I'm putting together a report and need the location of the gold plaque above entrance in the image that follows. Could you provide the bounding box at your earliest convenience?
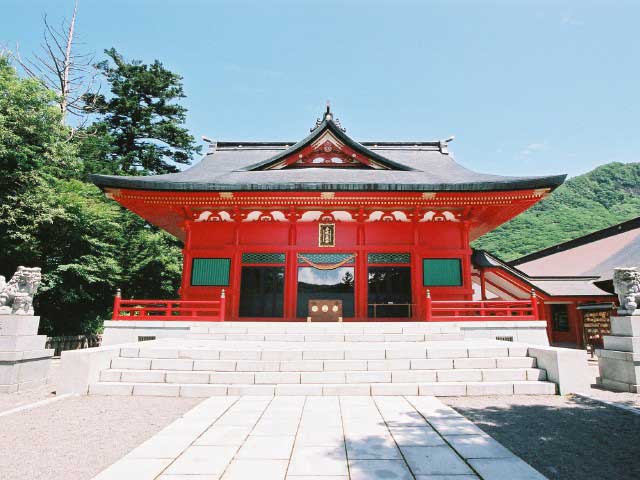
[319,223,335,247]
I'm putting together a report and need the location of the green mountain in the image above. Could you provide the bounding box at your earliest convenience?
[472,162,640,261]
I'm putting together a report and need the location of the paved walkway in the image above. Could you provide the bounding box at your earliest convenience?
[92,396,546,480]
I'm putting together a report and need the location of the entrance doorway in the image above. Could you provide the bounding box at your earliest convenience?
[238,266,285,317]
[367,266,412,318]
[296,266,355,318]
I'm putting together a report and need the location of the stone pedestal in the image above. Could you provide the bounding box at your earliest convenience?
[596,315,640,393]
[0,315,54,393]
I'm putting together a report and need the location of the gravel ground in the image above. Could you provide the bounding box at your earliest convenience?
[445,394,640,480]
[0,395,200,480]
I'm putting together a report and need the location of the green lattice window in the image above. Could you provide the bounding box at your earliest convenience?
[298,253,355,264]
[191,258,231,286]
[368,253,410,264]
[242,253,286,264]
[423,258,462,286]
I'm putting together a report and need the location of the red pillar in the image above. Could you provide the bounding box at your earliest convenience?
[461,220,473,300]
[411,208,422,320]
[284,208,299,320]
[480,269,487,301]
[219,289,226,321]
[112,288,121,320]
[180,221,193,300]
[355,207,367,321]
[230,209,243,320]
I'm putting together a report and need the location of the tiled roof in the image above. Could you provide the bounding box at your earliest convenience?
[90,114,566,193]
[513,216,640,280]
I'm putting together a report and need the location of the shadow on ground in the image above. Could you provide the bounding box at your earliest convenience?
[445,395,640,480]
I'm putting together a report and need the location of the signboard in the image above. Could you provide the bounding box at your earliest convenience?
[319,223,335,247]
[582,310,611,350]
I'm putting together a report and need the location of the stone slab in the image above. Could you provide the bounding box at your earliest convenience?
[603,335,640,353]
[469,457,548,480]
[0,334,47,351]
[597,356,640,385]
[610,315,640,337]
[0,315,40,336]
[526,344,589,395]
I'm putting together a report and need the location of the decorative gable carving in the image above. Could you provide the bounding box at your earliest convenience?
[268,131,388,170]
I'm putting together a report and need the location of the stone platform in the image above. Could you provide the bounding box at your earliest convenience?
[61,322,590,397]
[0,315,53,393]
[91,395,548,480]
[597,315,640,392]
[101,319,551,346]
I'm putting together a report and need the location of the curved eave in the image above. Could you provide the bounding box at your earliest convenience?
[90,174,567,193]
[240,119,415,171]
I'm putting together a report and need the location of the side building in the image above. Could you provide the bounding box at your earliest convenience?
[473,217,640,347]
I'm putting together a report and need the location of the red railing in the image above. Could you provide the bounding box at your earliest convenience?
[112,289,226,321]
[425,289,539,321]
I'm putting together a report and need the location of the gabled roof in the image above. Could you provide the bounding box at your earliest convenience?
[472,250,611,297]
[90,108,566,193]
[512,216,640,279]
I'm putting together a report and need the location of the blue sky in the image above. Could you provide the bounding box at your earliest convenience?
[2,0,639,177]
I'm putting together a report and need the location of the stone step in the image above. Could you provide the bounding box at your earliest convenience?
[121,343,530,361]
[100,367,547,384]
[190,322,462,335]
[110,355,537,372]
[187,332,465,342]
[88,380,557,397]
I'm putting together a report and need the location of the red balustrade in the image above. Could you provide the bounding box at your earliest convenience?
[425,289,539,321]
[112,289,226,321]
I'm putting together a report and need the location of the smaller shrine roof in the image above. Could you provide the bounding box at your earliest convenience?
[472,250,610,297]
[90,108,566,193]
[512,216,640,280]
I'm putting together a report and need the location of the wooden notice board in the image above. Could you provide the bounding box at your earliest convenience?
[582,310,611,350]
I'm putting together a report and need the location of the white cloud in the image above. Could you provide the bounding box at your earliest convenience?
[519,142,548,157]
[561,12,583,26]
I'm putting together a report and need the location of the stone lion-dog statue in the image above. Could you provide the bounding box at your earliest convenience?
[613,267,640,315]
[0,266,42,315]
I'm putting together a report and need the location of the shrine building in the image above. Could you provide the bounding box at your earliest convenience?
[91,107,567,323]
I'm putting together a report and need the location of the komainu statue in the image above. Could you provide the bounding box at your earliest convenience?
[613,267,640,315]
[0,266,42,315]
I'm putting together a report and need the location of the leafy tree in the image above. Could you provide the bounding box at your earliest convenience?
[83,48,201,175]
[11,179,124,335]
[118,214,183,300]
[0,53,186,335]
[0,55,79,202]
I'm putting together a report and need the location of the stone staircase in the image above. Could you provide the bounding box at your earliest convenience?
[88,322,557,397]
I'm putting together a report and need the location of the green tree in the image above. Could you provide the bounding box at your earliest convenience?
[10,179,124,335]
[0,56,79,202]
[0,54,186,335]
[83,48,201,175]
[118,214,183,300]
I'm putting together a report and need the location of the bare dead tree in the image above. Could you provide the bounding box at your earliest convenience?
[12,0,99,127]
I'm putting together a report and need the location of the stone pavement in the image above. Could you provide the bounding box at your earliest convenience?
[92,396,546,480]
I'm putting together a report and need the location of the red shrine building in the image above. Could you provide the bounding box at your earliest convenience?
[92,107,567,323]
